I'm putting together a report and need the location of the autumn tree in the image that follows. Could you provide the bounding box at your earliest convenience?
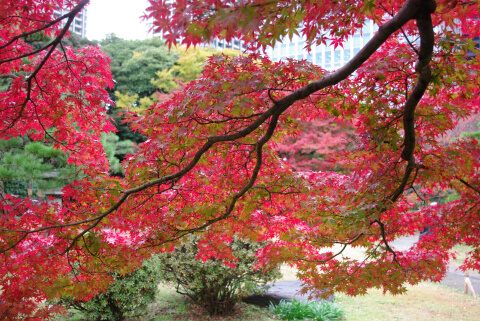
[275,118,357,172]
[2,0,480,319]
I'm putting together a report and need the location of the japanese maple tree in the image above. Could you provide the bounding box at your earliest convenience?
[2,0,480,319]
[276,118,357,172]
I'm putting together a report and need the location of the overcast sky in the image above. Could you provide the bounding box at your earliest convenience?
[86,0,152,41]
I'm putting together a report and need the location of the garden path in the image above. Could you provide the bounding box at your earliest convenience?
[244,235,480,306]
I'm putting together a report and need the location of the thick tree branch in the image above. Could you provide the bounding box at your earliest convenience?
[390,0,436,202]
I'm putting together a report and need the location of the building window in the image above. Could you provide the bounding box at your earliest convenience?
[273,44,280,58]
[315,52,322,65]
[353,33,361,48]
[344,49,351,62]
[363,32,370,43]
[344,37,351,50]
[325,51,331,64]
[289,42,295,57]
[334,49,341,64]
[325,50,332,70]
[362,21,370,32]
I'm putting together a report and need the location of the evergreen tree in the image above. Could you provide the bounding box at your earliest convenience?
[0,137,76,199]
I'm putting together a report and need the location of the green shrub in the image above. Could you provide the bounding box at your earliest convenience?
[56,256,161,321]
[157,235,281,316]
[269,299,344,321]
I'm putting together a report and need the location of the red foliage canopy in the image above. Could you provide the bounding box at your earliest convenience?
[2,0,480,318]
[276,118,357,172]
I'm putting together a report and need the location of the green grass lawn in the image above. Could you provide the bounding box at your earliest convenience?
[337,282,480,321]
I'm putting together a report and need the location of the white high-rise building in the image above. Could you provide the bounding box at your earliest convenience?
[148,0,377,68]
[53,6,87,38]
[148,0,248,50]
[265,21,378,70]
[148,25,247,51]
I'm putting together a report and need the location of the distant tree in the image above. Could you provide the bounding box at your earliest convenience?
[100,36,178,99]
[276,118,357,172]
[100,36,178,144]
[0,137,76,199]
[437,114,480,145]
[117,46,240,113]
[152,46,239,93]
[109,45,239,148]
[101,132,134,176]
[117,48,177,96]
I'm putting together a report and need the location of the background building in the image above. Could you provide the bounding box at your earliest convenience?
[147,0,376,69]
[147,0,247,50]
[54,6,87,38]
[265,21,378,70]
